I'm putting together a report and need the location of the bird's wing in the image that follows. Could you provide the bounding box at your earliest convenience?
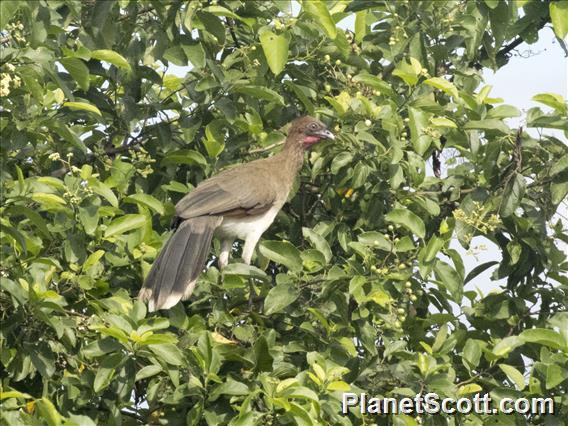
[175,161,280,219]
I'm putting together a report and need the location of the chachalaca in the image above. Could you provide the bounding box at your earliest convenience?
[139,116,334,311]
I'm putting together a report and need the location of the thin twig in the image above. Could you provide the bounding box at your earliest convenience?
[226,18,241,48]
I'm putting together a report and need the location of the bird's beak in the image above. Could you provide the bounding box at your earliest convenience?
[314,129,335,140]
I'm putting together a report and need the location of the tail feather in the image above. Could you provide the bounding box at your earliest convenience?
[139,216,222,311]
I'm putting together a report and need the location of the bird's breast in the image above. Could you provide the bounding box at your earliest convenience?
[215,205,281,241]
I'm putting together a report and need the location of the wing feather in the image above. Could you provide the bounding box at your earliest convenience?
[175,161,280,219]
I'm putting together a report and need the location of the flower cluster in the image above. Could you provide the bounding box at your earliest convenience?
[453,202,501,243]
[4,21,26,44]
[1,64,20,97]
[130,146,156,178]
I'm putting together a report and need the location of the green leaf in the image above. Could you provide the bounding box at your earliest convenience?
[222,263,268,281]
[259,30,289,75]
[161,149,207,167]
[78,199,100,235]
[289,402,317,426]
[31,193,66,207]
[63,102,102,117]
[196,11,226,44]
[327,380,351,391]
[484,0,499,9]
[520,328,566,350]
[550,1,568,39]
[282,385,319,402]
[393,58,422,86]
[486,105,521,119]
[88,179,119,207]
[457,383,482,395]
[264,283,300,315]
[302,227,332,263]
[203,5,255,26]
[501,173,526,217]
[352,73,394,97]
[354,10,367,42]
[532,93,567,113]
[60,57,90,91]
[434,260,463,302]
[0,223,28,256]
[499,364,526,390]
[209,377,250,401]
[551,180,568,205]
[424,77,459,98]
[163,45,187,66]
[408,107,433,155]
[430,117,457,128]
[462,339,482,371]
[149,343,184,366]
[302,0,337,39]
[29,346,55,378]
[81,337,122,358]
[67,415,97,426]
[234,85,285,105]
[0,390,33,400]
[104,214,147,238]
[358,231,392,251]
[422,236,445,263]
[253,336,274,372]
[492,336,523,357]
[135,364,162,382]
[464,119,510,134]
[285,81,315,113]
[7,205,50,238]
[36,398,62,426]
[259,240,303,272]
[385,208,426,239]
[83,250,105,271]
[91,49,131,71]
[546,364,568,389]
[94,354,122,393]
[124,193,165,215]
[182,41,206,68]
[464,261,499,284]
[0,1,20,29]
[550,153,568,176]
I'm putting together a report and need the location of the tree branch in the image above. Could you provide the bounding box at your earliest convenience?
[226,18,241,48]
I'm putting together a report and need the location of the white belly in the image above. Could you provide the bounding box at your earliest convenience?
[215,205,281,241]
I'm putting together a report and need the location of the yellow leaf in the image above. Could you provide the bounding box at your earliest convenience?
[211,332,236,344]
[458,383,482,395]
[63,101,102,116]
[327,380,350,391]
[313,363,326,382]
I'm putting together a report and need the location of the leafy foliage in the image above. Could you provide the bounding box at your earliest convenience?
[1,1,567,425]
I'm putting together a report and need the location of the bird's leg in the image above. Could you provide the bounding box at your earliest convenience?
[242,234,261,309]
[241,236,258,265]
[218,239,233,270]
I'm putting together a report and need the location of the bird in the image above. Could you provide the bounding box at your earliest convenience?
[138,116,335,311]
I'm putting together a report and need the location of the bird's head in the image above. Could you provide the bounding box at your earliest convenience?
[288,116,335,148]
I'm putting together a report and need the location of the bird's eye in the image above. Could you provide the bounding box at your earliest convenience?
[309,122,318,130]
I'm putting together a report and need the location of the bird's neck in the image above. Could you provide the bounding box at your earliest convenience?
[278,137,305,176]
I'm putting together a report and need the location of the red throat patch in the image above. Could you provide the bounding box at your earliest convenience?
[303,136,320,146]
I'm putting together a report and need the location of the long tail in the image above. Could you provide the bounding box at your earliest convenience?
[139,216,222,311]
